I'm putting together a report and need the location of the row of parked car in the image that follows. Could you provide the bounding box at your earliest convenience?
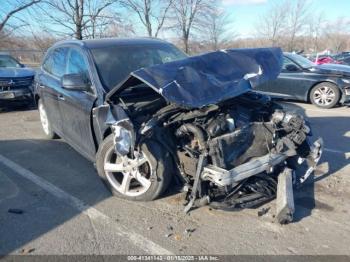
[306,52,350,66]
[1,42,350,110]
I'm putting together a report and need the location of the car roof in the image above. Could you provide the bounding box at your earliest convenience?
[52,37,170,49]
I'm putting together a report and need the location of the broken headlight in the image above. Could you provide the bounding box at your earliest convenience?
[111,120,135,156]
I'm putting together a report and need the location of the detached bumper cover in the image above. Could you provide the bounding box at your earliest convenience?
[201,138,323,187]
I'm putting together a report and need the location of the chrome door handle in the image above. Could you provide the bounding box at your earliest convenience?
[58,94,65,101]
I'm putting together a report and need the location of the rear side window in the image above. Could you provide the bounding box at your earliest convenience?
[66,48,89,80]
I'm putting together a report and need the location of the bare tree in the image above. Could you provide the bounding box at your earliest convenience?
[286,0,311,51]
[204,6,235,51]
[306,12,325,53]
[256,0,288,46]
[122,0,173,37]
[36,0,116,40]
[324,18,350,53]
[171,0,214,53]
[0,0,41,34]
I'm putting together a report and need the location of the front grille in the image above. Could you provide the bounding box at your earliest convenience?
[0,76,33,88]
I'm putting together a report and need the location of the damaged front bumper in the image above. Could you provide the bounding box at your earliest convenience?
[201,138,323,187]
[185,138,323,224]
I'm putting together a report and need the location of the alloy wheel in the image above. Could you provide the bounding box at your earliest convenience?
[312,85,336,106]
[39,102,50,135]
[103,148,152,197]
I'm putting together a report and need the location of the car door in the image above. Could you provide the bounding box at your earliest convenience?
[58,47,97,161]
[36,47,68,135]
[256,57,310,100]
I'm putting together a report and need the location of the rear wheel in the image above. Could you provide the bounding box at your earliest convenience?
[310,83,340,109]
[38,99,58,139]
[96,134,172,201]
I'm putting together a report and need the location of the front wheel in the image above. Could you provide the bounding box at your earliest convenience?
[310,83,340,109]
[38,99,58,139]
[96,134,172,201]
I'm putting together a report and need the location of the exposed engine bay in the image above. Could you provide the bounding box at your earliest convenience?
[101,47,323,224]
[107,86,322,224]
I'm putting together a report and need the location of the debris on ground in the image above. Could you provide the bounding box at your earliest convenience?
[258,207,270,217]
[165,233,173,238]
[147,226,153,230]
[8,208,24,214]
[174,234,182,241]
[167,225,174,231]
[184,228,196,234]
[20,247,35,254]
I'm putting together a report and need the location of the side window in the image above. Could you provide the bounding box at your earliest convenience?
[51,48,68,78]
[282,57,297,71]
[42,51,54,74]
[66,48,89,81]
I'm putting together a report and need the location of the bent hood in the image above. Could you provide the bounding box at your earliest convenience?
[107,47,283,108]
[0,67,35,78]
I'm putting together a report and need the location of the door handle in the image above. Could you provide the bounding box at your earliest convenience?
[39,84,45,89]
[58,94,65,101]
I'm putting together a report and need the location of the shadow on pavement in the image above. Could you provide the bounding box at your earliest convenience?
[277,102,349,222]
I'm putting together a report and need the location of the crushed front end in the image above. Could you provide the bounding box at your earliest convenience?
[105,47,323,224]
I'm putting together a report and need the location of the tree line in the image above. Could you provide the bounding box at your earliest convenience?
[1,0,349,54]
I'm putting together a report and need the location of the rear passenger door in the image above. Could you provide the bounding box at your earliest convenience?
[37,47,68,136]
[58,47,97,161]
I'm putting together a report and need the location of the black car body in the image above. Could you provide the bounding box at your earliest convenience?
[0,54,35,105]
[255,52,350,108]
[35,39,322,223]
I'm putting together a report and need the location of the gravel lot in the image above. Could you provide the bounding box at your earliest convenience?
[0,102,349,255]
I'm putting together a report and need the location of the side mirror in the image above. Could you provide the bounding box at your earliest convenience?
[61,74,90,91]
[17,63,25,68]
[285,64,299,72]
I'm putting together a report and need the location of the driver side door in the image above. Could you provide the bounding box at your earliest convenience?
[256,57,308,100]
[57,47,97,161]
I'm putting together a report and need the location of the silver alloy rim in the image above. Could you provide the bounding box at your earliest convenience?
[39,102,50,135]
[313,86,336,106]
[104,148,152,197]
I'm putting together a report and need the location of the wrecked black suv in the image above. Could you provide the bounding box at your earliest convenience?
[35,38,322,223]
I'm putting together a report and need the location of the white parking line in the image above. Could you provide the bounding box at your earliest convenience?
[324,148,349,154]
[0,154,173,255]
[324,148,350,159]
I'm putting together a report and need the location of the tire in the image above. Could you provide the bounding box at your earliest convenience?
[96,134,172,201]
[310,83,340,109]
[38,99,58,139]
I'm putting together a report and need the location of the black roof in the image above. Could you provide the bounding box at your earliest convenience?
[53,37,169,49]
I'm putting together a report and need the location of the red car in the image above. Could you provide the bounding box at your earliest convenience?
[314,55,343,65]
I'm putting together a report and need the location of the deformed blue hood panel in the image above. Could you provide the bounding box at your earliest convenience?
[108,47,283,108]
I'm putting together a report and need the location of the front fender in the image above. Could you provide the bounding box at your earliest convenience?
[92,104,129,146]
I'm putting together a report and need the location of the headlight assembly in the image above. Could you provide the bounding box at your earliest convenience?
[342,78,350,84]
[345,88,350,95]
[111,120,135,156]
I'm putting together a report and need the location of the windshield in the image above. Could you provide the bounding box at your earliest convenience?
[287,53,315,68]
[0,55,21,68]
[91,44,187,90]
